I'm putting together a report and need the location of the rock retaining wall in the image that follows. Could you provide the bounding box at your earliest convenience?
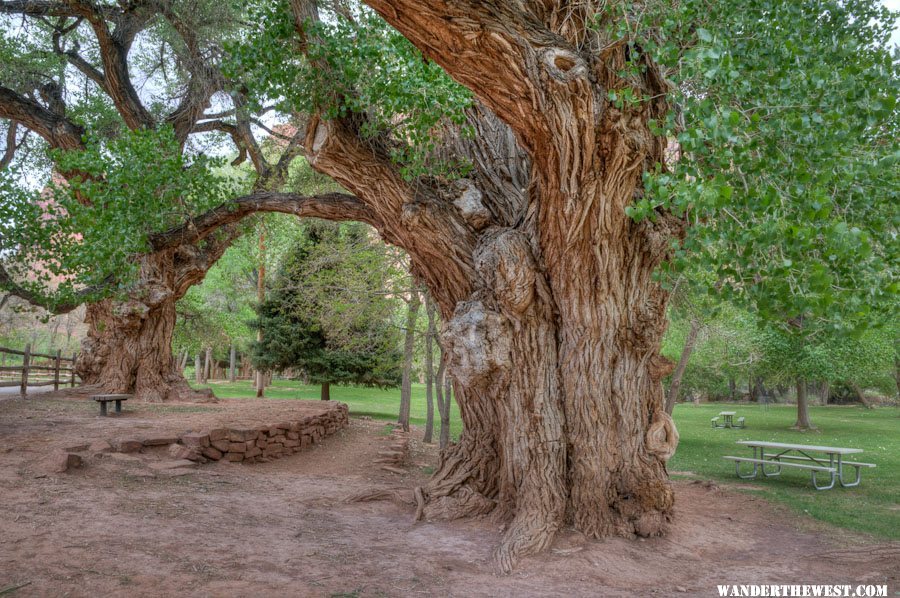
[155,403,349,464]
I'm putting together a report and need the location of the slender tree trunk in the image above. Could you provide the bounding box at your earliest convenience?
[321,381,331,401]
[398,285,421,432]
[794,378,814,430]
[229,344,236,382]
[664,319,700,415]
[821,382,830,405]
[728,377,736,401]
[203,346,212,382]
[434,350,450,450]
[423,295,437,443]
[850,382,874,409]
[256,230,266,398]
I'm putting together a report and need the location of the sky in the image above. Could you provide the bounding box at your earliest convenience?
[887,0,900,45]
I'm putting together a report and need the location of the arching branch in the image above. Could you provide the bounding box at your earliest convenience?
[0,261,113,314]
[150,191,380,251]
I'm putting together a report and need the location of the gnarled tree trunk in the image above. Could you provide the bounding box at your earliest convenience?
[76,240,232,402]
[291,0,684,573]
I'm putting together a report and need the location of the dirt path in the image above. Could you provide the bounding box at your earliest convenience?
[0,397,896,597]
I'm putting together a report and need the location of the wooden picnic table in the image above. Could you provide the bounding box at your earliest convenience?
[723,440,875,490]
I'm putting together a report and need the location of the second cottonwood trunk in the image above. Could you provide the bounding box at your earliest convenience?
[76,251,197,402]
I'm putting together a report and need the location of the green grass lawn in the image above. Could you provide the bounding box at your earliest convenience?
[669,402,900,540]
[193,378,898,540]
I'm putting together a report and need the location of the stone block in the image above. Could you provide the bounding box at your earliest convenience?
[41,450,82,474]
[211,439,231,452]
[142,436,179,447]
[229,429,256,442]
[116,439,143,453]
[228,442,247,453]
[209,428,228,442]
[181,433,210,448]
[226,452,244,462]
[88,440,113,454]
[168,444,200,461]
[201,446,223,460]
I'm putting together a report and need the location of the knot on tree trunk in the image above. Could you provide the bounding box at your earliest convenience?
[450,179,492,230]
[473,228,543,316]
[541,48,588,83]
[645,411,679,462]
[442,300,511,387]
[648,354,675,381]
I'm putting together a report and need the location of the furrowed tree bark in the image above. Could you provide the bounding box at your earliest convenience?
[75,234,238,402]
[665,319,701,415]
[321,381,331,401]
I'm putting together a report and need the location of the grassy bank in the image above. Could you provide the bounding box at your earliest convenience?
[192,377,899,540]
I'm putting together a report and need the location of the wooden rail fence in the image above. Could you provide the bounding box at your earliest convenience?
[0,344,79,395]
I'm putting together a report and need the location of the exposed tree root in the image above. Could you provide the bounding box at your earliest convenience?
[344,487,416,506]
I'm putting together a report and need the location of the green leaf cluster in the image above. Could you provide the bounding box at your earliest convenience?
[631,0,899,335]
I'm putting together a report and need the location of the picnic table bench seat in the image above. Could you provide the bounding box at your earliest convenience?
[722,455,837,489]
[91,394,131,416]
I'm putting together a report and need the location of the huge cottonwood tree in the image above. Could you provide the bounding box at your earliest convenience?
[0,0,350,401]
[229,0,895,571]
[227,0,683,571]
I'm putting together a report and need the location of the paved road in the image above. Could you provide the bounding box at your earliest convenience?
[0,385,57,398]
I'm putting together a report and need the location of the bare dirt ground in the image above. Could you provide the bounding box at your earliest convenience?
[0,395,897,598]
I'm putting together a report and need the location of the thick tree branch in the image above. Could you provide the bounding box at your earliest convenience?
[1,121,20,169]
[0,86,85,149]
[150,191,380,251]
[0,260,112,314]
[363,0,592,156]
[64,0,156,130]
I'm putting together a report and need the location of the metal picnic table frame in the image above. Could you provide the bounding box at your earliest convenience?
[712,411,744,429]
[729,441,873,491]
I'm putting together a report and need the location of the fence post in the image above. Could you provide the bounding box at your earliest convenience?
[70,352,78,387]
[54,349,62,391]
[20,343,30,397]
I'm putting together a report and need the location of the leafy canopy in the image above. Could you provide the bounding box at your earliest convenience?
[227,1,472,179]
[0,126,238,307]
[617,0,899,335]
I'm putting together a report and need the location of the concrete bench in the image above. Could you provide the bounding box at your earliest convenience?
[711,417,720,428]
[92,394,131,416]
